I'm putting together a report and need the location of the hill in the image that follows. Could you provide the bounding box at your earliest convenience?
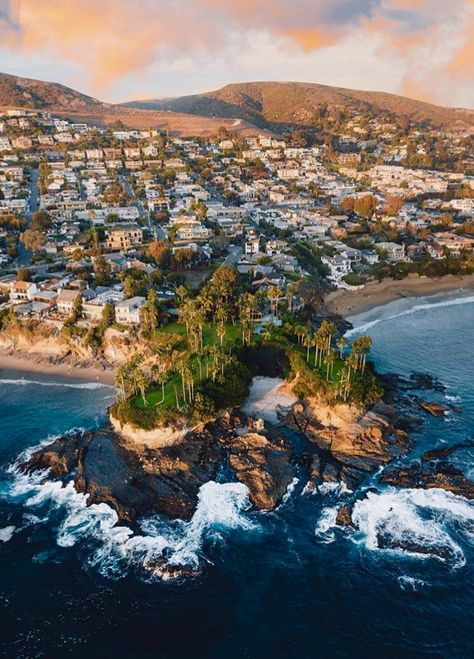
[1,72,472,134]
[125,81,474,129]
[0,71,105,111]
[0,71,265,137]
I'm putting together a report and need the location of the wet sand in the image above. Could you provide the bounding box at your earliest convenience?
[0,352,115,385]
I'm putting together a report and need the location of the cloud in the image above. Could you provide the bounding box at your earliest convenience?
[0,0,472,106]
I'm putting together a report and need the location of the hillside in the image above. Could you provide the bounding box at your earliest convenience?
[1,72,472,134]
[0,71,105,111]
[125,81,474,129]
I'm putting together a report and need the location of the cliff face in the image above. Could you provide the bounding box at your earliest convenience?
[285,396,411,490]
[0,324,144,370]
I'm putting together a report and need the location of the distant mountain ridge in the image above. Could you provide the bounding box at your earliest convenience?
[0,71,105,111]
[124,81,474,129]
[0,72,473,132]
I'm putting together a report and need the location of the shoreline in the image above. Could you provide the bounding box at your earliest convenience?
[0,352,115,385]
[324,274,474,317]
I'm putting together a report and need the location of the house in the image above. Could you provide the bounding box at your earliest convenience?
[57,289,82,315]
[115,296,146,325]
[375,241,406,262]
[245,229,260,255]
[10,280,38,302]
[106,225,143,251]
[266,239,288,255]
[321,254,352,280]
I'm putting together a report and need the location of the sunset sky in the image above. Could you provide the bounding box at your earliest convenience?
[0,0,473,107]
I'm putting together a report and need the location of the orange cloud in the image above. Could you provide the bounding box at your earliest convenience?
[0,0,472,106]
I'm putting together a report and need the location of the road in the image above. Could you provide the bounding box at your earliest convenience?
[17,168,39,267]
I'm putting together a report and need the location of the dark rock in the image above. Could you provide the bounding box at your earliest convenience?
[21,416,296,526]
[418,400,449,417]
[422,440,474,462]
[380,463,474,499]
[335,504,356,528]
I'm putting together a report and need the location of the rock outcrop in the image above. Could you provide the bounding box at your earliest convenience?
[285,397,411,490]
[379,464,474,499]
[21,413,295,526]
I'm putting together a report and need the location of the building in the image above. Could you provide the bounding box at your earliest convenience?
[115,296,146,325]
[375,241,406,262]
[106,225,143,251]
[57,289,82,315]
[10,281,38,302]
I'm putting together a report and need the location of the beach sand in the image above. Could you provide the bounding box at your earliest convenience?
[324,274,474,317]
[0,352,115,385]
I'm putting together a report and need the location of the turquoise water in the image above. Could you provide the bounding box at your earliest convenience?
[0,293,473,658]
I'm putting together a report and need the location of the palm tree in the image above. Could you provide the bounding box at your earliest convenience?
[303,332,312,363]
[216,322,226,347]
[135,367,149,407]
[359,335,373,372]
[114,363,128,400]
[151,363,168,405]
[336,336,348,359]
[326,349,336,381]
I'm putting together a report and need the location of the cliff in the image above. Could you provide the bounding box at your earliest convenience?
[285,395,411,490]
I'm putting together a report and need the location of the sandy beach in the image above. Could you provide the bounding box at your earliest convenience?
[324,274,474,317]
[0,352,115,385]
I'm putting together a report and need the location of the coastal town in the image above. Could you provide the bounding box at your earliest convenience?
[0,107,472,328]
[2,0,474,653]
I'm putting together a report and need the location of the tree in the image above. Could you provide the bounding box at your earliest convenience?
[140,289,160,334]
[21,229,45,253]
[102,183,128,206]
[148,239,171,268]
[384,194,403,216]
[30,210,52,231]
[16,268,32,282]
[93,253,111,286]
[336,336,348,359]
[216,322,226,347]
[326,349,336,381]
[354,194,377,219]
[101,302,115,328]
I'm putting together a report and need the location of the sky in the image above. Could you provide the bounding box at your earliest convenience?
[0,0,473,108]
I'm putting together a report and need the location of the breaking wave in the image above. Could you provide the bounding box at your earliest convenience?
[346,294,474,336]
[0,378,113,390]
[3,465,258,581]
[345,488,474,568]
[0,525,15,542]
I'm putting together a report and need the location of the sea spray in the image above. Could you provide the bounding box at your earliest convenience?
[349,488,474,567]
[3,465,258,580]
[0,378,113,390]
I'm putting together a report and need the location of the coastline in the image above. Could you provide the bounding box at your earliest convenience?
[0,352,115,385]
[324,274,474,317]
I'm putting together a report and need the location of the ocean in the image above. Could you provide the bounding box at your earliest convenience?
[0,292,473,658]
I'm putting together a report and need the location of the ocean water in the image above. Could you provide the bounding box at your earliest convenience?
[0,293,473,658]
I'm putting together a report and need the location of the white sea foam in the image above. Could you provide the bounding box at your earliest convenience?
[398,575,427,591]
[278,477,300,508]
[315,487,474,567]
[314,506,339,544]
[445,394,462,403]
[0,525,15,542]
[346,294,474,336]
[0,378,113,390]
[351,488,474,567]
[318,481,352,496]
[3,467,257,580]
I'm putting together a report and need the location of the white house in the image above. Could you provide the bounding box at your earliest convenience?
[115,296,146,325]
